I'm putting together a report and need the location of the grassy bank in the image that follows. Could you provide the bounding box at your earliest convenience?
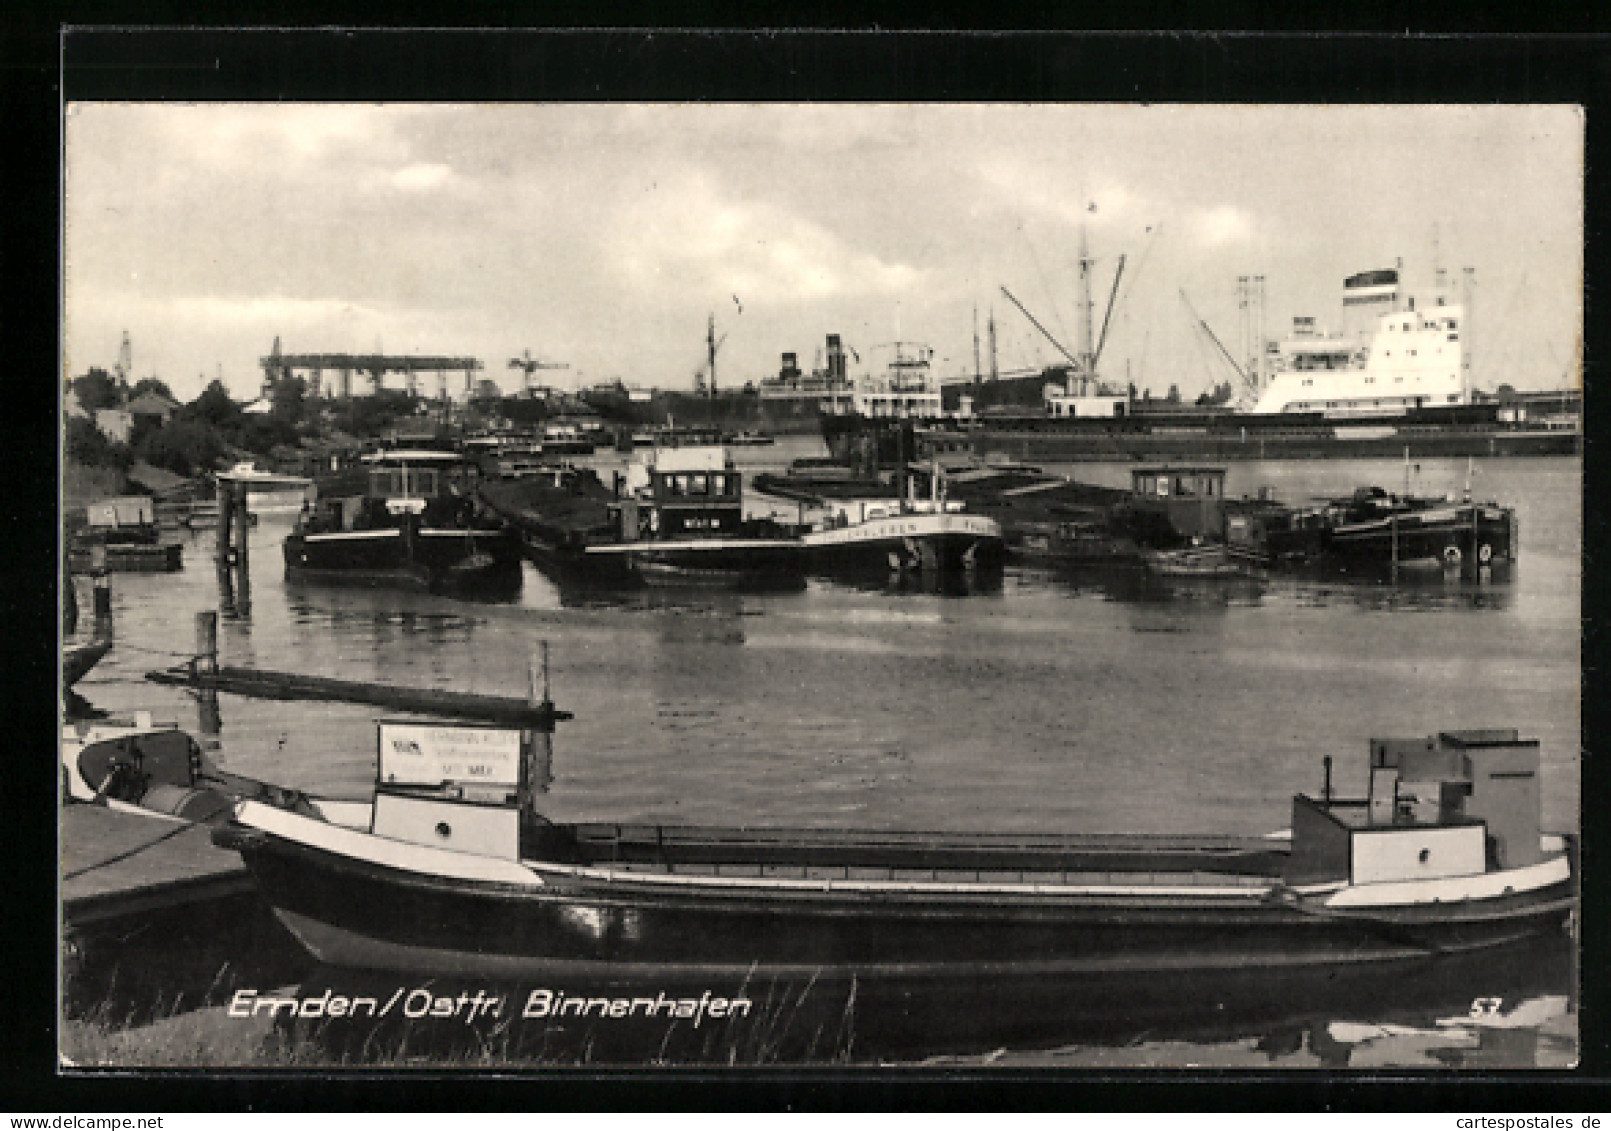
[62,460,127,511]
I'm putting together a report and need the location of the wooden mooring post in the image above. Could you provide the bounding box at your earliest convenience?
[194,610,221,740]
[1389,513,1399,583]
[214,480,251,615]
[90,546,113,638]
[525,643,554,796]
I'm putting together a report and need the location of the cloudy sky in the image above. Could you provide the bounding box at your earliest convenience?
[63,103,1581,404]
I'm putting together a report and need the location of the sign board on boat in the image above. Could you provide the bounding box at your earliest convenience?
[377,723,522,787]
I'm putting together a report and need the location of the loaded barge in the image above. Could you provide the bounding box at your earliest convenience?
[478,443,805,589]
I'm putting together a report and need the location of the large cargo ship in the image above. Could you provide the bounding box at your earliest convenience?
[964,262,1579,461]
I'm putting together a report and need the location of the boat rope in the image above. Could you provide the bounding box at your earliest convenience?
[60,814,195,881]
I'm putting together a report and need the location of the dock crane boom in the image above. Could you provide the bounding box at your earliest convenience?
[1178,289,1250,393]
[999,286,1080,370]
[509,349,571,395]
[1093,254,1126,369]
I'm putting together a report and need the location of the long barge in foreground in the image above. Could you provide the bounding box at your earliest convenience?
[210,715,1576,990]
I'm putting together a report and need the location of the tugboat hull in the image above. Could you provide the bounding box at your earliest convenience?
[802,513,1005,578]
[284,526,522,594]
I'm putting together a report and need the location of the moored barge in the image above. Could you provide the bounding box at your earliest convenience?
[479,444,806,589]
[211,718,1576,989]
[283,450,521,595]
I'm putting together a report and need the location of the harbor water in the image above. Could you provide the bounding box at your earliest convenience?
[64,443,1581,1066]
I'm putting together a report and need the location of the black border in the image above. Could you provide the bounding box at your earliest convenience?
[10,24,1608,1112]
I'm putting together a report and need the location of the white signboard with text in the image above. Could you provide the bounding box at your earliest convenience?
[378,723,522,787]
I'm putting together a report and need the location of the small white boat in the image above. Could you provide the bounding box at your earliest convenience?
[218,461,316,517]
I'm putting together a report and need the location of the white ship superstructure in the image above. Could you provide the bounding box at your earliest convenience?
[1249,267,1471,416]
[851,341,944,419]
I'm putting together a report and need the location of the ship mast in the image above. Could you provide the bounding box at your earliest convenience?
[987,309,998,382]
[707,313,717,398]
[972,304,982,387]
[1077,215,1096,394]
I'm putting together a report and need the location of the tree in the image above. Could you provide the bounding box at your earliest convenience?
[239,414,299,456]
[71,367,122,412]
[190,379,242,429]
[131,377,175,402]
[331,389,419,438]
[65,415,133,470]
[269,374,308,426]
[136,418,229,477]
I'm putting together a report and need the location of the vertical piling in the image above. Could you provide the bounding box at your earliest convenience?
[90,546,113,638]
[194,610,221,739]
[524,643,554,799]
[194,610,218,675]
[215,477,235,613]
[63,571,79,637]
[1389,513,1399,583]
[233,482,251,615]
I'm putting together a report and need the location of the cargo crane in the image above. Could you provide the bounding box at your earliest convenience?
[694,313,729,397]
[509,349,571,397]
[1178,289,1251,403]
[1000,212,1128,399]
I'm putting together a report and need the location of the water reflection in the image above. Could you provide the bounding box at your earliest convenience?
[285,597,482,638]
[1010,563,1512,613]
[1291,579,1515,613]
[809,569,1005,599]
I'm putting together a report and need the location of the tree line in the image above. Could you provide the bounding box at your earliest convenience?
[64,369,437,478]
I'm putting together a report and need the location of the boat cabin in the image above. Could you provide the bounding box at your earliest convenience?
[369,720,544,860]
[363,450,480,517]
[301,450,482,534]
[1128,465,1228,541]
[612,445,743,541]
[1285,729,1543,886]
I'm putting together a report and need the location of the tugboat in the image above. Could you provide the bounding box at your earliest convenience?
[479,443,806,589]
[219,461,315,518]
[794,461,1006,580]
[283,450,522,595]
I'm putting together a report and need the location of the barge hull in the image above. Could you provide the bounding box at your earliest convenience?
[232,828,1575,981]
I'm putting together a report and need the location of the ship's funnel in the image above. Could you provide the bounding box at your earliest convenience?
[826,334,847,382]
[1342,268,1400,340]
